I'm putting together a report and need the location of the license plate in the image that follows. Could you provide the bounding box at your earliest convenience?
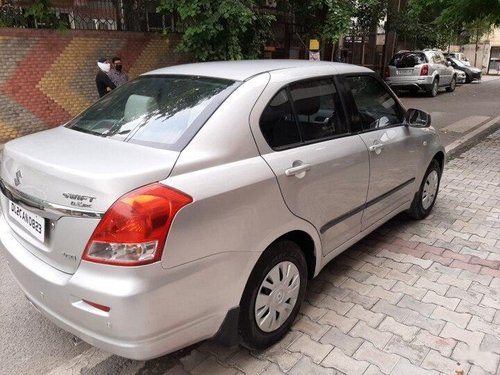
[397,69,413,76]
[8,200,45,242]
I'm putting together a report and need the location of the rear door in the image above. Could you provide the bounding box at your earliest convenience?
[342,75,421,230]
[255,75,369,256]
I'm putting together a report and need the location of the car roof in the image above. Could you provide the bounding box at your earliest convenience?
[143,60,373,81]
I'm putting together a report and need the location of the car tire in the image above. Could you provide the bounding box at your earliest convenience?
[446,76,456,92]
[465,74,472,84]
[239,240,307,350]
[407,160,441,220]
[427,79,439,97]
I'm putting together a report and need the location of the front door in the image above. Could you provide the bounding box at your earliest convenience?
[257,76,369,256]
[343,75,421,230]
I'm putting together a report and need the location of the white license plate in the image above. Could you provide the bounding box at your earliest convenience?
[8,200,45,242]
[397,70,413,75]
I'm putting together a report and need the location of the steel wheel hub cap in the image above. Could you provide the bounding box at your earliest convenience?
[254,261,300,332]
[422,170,439,209]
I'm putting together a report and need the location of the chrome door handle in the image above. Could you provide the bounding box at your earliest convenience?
[368,144,384,153]
[285,163,311,177]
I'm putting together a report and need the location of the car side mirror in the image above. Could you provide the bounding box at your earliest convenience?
[446,61,451,67]
[405,108,431,127]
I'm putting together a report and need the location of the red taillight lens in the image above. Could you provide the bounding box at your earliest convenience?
[420,64,429,76]
[384,66,390,78]
[83,183,192,266]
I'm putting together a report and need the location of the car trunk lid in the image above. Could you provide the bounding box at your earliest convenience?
[0,126,179,274]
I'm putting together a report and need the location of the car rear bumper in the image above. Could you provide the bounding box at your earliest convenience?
[386,76,434,91]
[0,212,257,360]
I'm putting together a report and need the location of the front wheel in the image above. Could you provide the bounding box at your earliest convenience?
[239,240,307,350]
[407,160,441,220]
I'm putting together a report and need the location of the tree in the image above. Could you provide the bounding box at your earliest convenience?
[157,0,275,61]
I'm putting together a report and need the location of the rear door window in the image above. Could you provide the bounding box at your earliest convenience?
[390,53,427,68]
[259,78,346,149]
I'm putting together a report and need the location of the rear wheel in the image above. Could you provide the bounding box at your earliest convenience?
[427,79,439,97]
[239,240,307,350]
[407,160,441,220]
[446,76,456,92]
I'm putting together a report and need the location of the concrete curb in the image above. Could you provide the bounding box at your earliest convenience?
[445,116,500,159]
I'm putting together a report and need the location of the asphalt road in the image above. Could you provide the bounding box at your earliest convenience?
[1,75,500,375]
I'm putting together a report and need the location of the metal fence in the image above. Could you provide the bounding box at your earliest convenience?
[0,0,176,32]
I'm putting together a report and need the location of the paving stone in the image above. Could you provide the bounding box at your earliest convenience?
[363,364,384,375]
[446,286,483,304]
[191,356,241,375]
[378,316,419,341]
[451,259,482,273]
[383,259,412,272]
[412,330,456,357]
[350,321,392,349]
[317,296,354,315]
[179,349,210,372]
[337,268,371,283]
[336,255,367,270]
[414,277,449,295]
[495,310,500,325]
[384,335,429,365]
[455,300,496,322]
[369,286,403,305]
[386,269,419,285]
[469,282,499,300]
[288,334,333,364]
[341,291,379,310]
[404,311,445,336]
[467,316,500,338]
[300,302,328,322]
[318,310,358,334]
[390,280,426,300]
[422,349,463,374]
[359,263,391,278]
[416,243,445,256]
[253,347,301,373]
[340,278,374,295]
[428,263,462,277]
[353,342,399,374]
[292,316,331,341]
[364,275,397,290]
[320,326,363,356]
[430,306,472,329]
[459,269,493,286]
[346,304,385,328]
[407,265,440,281]
[198,341,240,362]
[321,347,370,375]
[467,365,489,375]
[306,290,327,305]
[397,295,436,317]
[390,357,440,375]
[371,300,411,323]
[452,341,500,374]
[440,322,485,348]
[436,274,472,289]
[422,290,460,310]
[401,254,433,269]
[481,296,500,310]
[289,356,340,375]
[480,334,500,355]
[322,271,349,287]
[260,363,286,375]
[376,249,406,262]
[228,349,270,374]
[322,283,352,300]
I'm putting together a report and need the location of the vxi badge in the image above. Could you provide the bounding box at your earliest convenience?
[14,170,22,186]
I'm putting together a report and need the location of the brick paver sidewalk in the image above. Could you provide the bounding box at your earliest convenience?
[170,131,500,375]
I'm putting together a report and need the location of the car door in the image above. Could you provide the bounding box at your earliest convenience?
[434,52,453,85]
[342,74,421,230]
[256,76,369,256]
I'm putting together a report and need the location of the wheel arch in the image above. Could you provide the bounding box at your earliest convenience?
[432,151,445,175]
[270,230,317,279]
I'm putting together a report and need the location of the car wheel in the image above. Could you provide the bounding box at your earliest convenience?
[465,74,472,84]
[239,240,307,350]
[446,76,456,92]
[427,79,439,97]
[407,160,441,220]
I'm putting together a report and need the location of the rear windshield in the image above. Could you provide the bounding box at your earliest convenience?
[390,53,427,68]
[66,75,239,150]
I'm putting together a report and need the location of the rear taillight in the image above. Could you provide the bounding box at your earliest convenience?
[384,66,390,78]
[83,183,192,266]
[420,64,429,76]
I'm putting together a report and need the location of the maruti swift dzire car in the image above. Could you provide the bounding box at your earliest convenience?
[0,60,444,360]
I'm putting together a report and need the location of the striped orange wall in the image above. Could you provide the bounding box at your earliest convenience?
[0,28,190,143]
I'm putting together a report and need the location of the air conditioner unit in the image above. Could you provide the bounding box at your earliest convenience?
[265,0,277,8]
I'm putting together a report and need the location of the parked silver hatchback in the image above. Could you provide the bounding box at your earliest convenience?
[385,50,456,96]
[0,60,445,360]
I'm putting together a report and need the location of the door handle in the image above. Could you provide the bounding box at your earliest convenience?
[285,163,311,177]
[368,143,384,153]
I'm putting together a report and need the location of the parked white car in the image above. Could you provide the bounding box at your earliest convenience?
[0,60,445,360]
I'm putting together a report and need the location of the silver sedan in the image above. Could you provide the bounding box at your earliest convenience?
[0,60,445,360]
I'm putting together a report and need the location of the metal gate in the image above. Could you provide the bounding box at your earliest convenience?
[488,47,500,75]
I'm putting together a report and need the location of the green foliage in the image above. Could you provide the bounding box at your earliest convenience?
[0,1,26,27]
[157,0,274,61]
[24,0,66,29]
